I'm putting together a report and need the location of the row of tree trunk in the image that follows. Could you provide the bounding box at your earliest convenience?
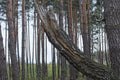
[0,0,120,80]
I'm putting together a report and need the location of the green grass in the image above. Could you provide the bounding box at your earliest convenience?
[6,63,86,80]
[6,63,58,80]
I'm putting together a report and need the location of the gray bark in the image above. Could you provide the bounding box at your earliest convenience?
[104,0,120,79]
[0,25,8,80]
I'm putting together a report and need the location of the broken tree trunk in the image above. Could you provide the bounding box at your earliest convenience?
[34,1,118,80]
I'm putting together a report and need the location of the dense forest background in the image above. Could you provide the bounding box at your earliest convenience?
[0,0,120,80]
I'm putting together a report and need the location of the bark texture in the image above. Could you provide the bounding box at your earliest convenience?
[104,0,120,79]
[34,1,118,80]
[0,25,8,80]
[7,0,20,80]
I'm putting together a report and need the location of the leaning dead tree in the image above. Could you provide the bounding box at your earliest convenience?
[34,1,118,80]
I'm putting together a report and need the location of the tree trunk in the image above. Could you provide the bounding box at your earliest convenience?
[34,1,119,80]
[81,0,90,58]
[7,0,20,79]
[104,0,120,79]
[81,1,92,79]
[67,0,78,80]
[37,13,41,80]
[0,25,8,80]
[42,28,46,80]
[22,0,26,79]
[52,46,56,80]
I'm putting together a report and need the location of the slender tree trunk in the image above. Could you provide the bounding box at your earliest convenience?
[67,0,78,80]
[22,0,26,79]
[81,0,90,57]
[35,12,37,80]
[87,0,91,58]
[57,51,61,79]
[52,46,56,80]
[45,35,48,78]
[0,25,8,80]
[37,12,41,80]
[12,0,19,61]
[42,28,46,80]
[68,0,73,39]
[80,0,91,80]
[7,0,20,79]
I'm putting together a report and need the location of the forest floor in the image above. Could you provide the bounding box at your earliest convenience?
[7,63,87,80]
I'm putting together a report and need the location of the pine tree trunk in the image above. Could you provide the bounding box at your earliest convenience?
[7,0,20,79]
[22,0,26,79]
[104,0,120,79]
[37,13,41,80]
[42,28,46,80]
[67,0,78,80]
[0,25,8,80]
[81,0,90,57]
[80,0,92,79]
[52,46,56,80]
